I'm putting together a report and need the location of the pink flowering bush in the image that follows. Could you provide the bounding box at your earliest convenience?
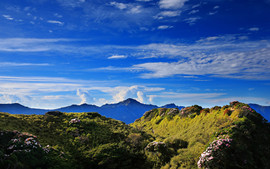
[197,136,232,169]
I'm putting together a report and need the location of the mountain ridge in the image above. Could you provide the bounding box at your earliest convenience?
[1,101,269,168]
[0,99,269,123]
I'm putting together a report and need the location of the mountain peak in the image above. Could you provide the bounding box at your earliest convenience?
[121,98,141,105]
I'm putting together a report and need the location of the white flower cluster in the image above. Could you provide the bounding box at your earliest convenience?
[1,131,51,157]
[69,118,81,124]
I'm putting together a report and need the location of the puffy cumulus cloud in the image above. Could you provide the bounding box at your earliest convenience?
[76,88,93,105]
[112,86,141,102]
[88,85,164,104]
[159,0,189,9]
[137,91,144,103]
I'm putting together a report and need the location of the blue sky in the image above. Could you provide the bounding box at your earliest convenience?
[0,0,270,109]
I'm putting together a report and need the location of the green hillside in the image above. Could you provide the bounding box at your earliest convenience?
[1,101,270,169]
[0,111,153,169]
[131,101,270,169]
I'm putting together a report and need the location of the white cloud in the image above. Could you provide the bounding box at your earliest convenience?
[137,91,144,103]
[91,38,270,80]
[155,10,181,19]
[209,11,218,15]
[158,25,173,29]
[56,0,85,8]
[110,2,142,14]
[0,62,51,67]
[0,38,74,52]
[188,9,199,14]
[76,89,93,105]
[192,4,200,9]
[2,15,14,20]
[110,2,128,10]
[249,27,260,31]
[160,10,181,17]
[213,6,219,9]
[108,55,127,59]
[129,5,142,14]
[159,0,189,9]
[132,46,270,79]
[47,20,64,25]
[184,17,201,25]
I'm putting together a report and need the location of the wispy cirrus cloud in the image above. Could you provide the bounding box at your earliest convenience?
[0,62,51,67]
[47,20,64,25]
[89,36,270,80]
[0,38,75,52]
[157,25,173,29]
[249,27,260,31]
[108,55,127,59]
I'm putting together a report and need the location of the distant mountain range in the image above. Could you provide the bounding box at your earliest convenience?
[0,98,184,123]
[249,103,270,122]
[0,98,269,123]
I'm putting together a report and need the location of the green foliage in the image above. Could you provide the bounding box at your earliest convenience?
[0,101,269,169]
[0,112,151,169]
[132,102,270,169]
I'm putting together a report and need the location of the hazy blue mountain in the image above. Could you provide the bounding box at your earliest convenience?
[55,103,100,112]
[99,98,158,124]
[1,100,269,123]
[249,104,270,122]
[0,103,48,115]
[1,99,182,123]
[161,103,184,110]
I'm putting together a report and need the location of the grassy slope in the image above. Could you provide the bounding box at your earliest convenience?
[0,112,153,169]
[131,103,270,169]
[0,102,269,169]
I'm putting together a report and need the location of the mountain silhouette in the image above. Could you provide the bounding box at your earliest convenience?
[0,99,269,123]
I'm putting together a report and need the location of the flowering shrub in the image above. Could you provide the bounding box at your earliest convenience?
[145,141,166,152]
[5,131,46,156]
[197,136,232,169]
[180,105,202,117]
[69,118,81,124]
[241,106,254,113]
[230,101,240,107]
